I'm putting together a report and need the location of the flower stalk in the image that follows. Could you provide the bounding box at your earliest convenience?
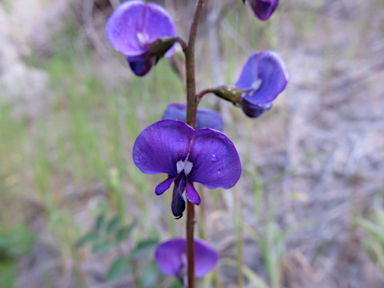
[185,0,206,287]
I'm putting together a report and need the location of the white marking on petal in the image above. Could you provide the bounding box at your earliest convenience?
[251,78,262,91]
[176,159,194,175]
[176,160,184,174]
[184,161,193,175]
[137,32,148,47]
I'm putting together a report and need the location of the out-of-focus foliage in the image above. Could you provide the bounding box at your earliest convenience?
[357,200,384,272]
[0,225,35,288]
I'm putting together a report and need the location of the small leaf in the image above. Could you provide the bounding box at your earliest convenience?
[115,221,136,242]
[92,241,114,254]
[75,232,99,248]
[169,280,183,288]
[0,261,17,288]
[106,257,130,282]
[141,261,160,287]
[95,214,105,231]
[0,225,35,258]
[131,239,159,260]
[107,216,121,234]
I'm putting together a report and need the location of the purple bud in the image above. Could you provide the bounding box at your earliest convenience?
[126,54,156,76]
[162,103,224,132]
[236,51,288,118]
[249,0,279,21]
[155,238,219,278]
[106,0,177,76]
[241,99,272,118]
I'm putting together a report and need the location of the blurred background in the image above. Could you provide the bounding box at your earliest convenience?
[0,0,383,287]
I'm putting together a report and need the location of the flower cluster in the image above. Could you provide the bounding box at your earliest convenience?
[105,0,288,284]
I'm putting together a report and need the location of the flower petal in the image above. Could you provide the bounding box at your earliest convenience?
[105,1,177,57]
[188,129,241,189]
[106,1,147,56]
[194,238,219,277]
[235,51,288,105]
[127,54,156,76]
[241,99,273,118]
[144,3,177,57]
[155,238,185,276]
[155,176,177,195]
[162,103,224,132]
[249,0,279,21]
[133,120,194,176]
[155,238,218,278]
[171,175,186,218]
[185,181,201,205]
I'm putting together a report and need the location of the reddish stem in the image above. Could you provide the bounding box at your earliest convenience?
[185,0,206,287]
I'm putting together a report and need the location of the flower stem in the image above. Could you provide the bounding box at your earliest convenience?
[186,0,205,128]
[185,0,206,287]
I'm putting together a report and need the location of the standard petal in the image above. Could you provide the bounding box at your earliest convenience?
[250,0,279,21]
[105,1,148,56]
[155,176,177,195]
[196,108,224,132]
[133,120,194,176]
[235,51,288,104]
[171,175,186,218]
[162,103,224,132]
[235,52,259,90]
[188,129,241,189]
[194,238,219,277]
[241,98,272,118]
[162,103,187,122]
[155,238,186,276]
[145,3,177,57]
[127,54,156,76]
[155,238,218,278]
[185,181,201,205]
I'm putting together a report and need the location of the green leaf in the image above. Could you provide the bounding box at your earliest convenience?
[141,261,160,287]
[131,239,159,260]
[115,221,136,242]
[92,241,114,254]
[106,257,130,282]
[95,214,105,231]
[0,225,35,258]
[0,261,17,288]
[169,279,184,288]
[75,232,100,248]
[107,216,121,234]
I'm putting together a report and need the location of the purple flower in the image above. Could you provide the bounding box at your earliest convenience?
[248,0,279,21]
[235,50,288,118]
[106,0,177,76]
[155,238,218,278]
[162,103,224,132]
[133,120,241,218]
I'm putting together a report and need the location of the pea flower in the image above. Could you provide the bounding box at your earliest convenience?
[133,120,241,218]
[162,103,224,132]
[235,50,288,118]
[105,0,177,76]
[247,0,279,21]
[155,238,218,279]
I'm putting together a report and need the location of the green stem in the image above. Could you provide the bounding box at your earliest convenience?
[185,1,206,287]
[196,85,243,104]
